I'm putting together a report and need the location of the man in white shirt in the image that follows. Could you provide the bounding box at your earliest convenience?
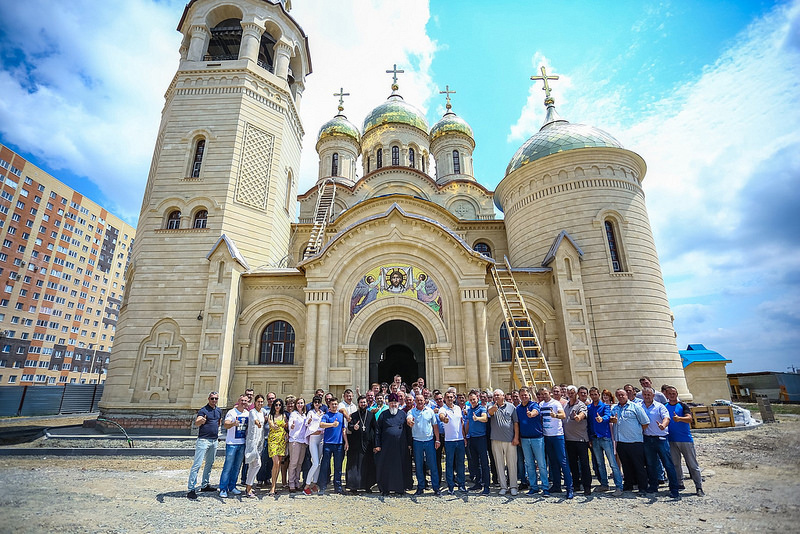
[439,391,466,494]
[338,388,358,421]
[641,387,680,498]
[539,387,574,499]
[218,394,249,497]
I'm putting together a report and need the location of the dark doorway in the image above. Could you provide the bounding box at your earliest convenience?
[368,320,425,386]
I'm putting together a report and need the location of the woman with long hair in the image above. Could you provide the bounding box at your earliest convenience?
[244,394,268,497]
[266,398,289,495]
[287,397,308,492]
[303,395,325,495]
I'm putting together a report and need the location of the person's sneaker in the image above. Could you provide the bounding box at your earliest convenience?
[200,485,216,492]
[542,490,550,497]
[459,486,468,494]
[414,488,425,496]
[447,488,455,495]
[219,490,228,498]
[613,489,624,497]
[187,490,197,500]
[527,488,540,496]
[696,488,705,497]
[510,488,518,496]
[481,487,491,495]
[566,489,574,499]
[469,483,483,491]
[594,485,609,493]
[303,487,312,495]
[231,488,242,495]
[499,488,508,496]
[670,491,681,499]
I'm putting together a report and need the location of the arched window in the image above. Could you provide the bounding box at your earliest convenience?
[377,148,383,169]
[605,220,623,272]
[474,242,492,258]
[408,148,415,168]
[452,150,461,174]
[500,321,537,362]
[392,146,400,166]
[191,139,205,178]
[331,153,339,176]
[260,320,295,364]
[206,19,242,61]
[166,210,181,230]
[193,210,208,229]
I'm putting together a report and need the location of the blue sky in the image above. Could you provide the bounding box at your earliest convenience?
[1,0,798,373]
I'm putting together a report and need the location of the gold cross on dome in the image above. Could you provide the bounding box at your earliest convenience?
[439,85,456,109]
[531,65,560,99]
[386,63,405,85]
[333,87,349,111]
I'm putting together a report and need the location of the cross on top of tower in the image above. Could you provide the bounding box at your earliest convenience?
[531,65,560,104]
[333,87,350,113]
[439,85,456,110]
[386,63,405,90]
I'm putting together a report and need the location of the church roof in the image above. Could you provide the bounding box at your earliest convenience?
[206,234,250,270]
[430,110,474,141]
[679,344,731,368]
[318,113,361,143]
[541,230,584,267]
[363,93,429,135]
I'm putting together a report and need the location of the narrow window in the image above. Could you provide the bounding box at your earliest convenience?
[605,220,622,272]
[408,148,415,168]
[166,211,181,230]
[452,150,461,174]
[193,210,208,229]
[421,155,426,173]
[500,323,512,362]
[260,320,295,364]
[331,153,339,176]
[191,139,205,178]
[392,146,399,166]
[377,149,383,169]
[366,156,370,174]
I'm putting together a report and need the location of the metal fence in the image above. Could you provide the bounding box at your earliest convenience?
[0,384,104,417]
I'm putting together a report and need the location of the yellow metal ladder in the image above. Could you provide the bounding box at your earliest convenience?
[304,179,336,259]
[490,256,555,391]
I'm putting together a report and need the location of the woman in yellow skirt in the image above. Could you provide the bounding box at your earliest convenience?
[267,398,289,495]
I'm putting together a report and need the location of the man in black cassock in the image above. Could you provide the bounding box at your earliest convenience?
[374,393,412,496]
[346,394,377,492]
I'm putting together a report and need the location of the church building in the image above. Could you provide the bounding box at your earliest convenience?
[99,0,691,429]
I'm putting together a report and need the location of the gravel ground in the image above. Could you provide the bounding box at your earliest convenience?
[0,419,798,533]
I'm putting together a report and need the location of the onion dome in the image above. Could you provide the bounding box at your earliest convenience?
[362,91,429,135]
[318,113,361,144]
[505,69,622,176]
[430,110,474,142]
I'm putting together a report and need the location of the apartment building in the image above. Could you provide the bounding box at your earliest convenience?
[0,144,135,386]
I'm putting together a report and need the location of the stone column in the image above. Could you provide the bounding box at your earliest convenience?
[292,80,305,110]
[302,301,318,396]
[273,38,293,79]
[316,298,332,390]
[187,25,209,61]
[461,299,479,389]
[239,21,265,62]
[474,299,491,389]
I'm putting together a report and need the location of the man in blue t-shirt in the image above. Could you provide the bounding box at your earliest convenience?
[319,397,348,494]
[516,387,549,496]
[407,394,441,495]
[587,386,623,495]
[665,385,704,496]
[465,391,491,494]
[187,391,222,499]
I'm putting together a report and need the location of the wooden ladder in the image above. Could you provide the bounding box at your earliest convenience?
[304,179,336,259]
[490,256,555,392]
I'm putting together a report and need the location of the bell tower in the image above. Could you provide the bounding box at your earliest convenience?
[99,0,311,428]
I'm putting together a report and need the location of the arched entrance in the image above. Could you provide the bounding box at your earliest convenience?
[369,320,425,386]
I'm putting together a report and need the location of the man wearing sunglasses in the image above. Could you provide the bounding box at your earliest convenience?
[187,391,222,499]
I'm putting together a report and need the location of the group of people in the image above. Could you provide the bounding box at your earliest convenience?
[186,374,704,500]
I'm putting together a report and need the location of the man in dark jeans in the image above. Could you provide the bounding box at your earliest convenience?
[319,397,348,494]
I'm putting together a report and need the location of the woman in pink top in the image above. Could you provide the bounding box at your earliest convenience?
[287,397,308,492]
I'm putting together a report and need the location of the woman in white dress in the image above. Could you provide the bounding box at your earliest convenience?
[244,394,268,497]
[303,396,325,495]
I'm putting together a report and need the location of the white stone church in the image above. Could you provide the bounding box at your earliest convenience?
[99,0,691,429]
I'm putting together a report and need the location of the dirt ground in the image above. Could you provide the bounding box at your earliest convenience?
[0,418,798,533]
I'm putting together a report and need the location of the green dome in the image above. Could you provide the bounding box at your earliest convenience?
[363,94,429,135]
[505,121,622,176]
[318,114,361,143]
[430,111,474,141]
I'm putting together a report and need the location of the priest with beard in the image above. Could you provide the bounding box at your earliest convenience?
[346,394,377,492]
[374,393,412,496]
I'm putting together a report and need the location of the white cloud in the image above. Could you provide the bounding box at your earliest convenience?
[0,1,184,222]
